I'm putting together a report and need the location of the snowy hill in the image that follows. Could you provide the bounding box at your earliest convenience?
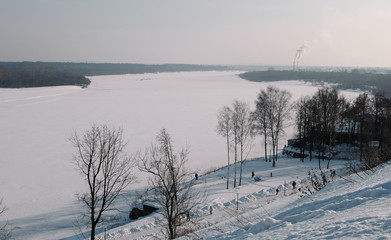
[91,155,391,240]
[191,164,391,239]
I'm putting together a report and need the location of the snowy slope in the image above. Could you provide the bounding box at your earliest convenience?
[92,153,386,240]
[203,164,391,240]
[98,158,391,240]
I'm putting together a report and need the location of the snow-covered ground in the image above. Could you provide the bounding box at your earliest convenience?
[96,155,391,240]
[0,71,363,239]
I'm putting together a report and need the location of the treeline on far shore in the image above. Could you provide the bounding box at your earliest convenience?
[0,62,230,88]
[239,70,391,95]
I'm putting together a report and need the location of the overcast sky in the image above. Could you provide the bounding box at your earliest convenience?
[1,0,391,67]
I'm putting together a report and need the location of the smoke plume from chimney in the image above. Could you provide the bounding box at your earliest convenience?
[293,45,308,71]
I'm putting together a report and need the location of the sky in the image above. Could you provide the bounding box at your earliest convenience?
[1,0,391,67]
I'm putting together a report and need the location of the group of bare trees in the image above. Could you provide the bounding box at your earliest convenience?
[72,125,202,239]
[217,87,292,188]
[295,88,345,168]
[252,86,292,167]
[217,100,252,188]
[295,88,391,169]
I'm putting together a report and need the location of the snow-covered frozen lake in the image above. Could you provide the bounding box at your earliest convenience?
[0,71,361,238]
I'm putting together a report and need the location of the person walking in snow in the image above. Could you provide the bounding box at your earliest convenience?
[209,206,213,215]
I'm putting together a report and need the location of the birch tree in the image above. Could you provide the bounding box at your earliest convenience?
[252,92,270,162]
[232,100,252,186]
[216,106,232,189]
[254,86,291,167]
[273,87,292,165]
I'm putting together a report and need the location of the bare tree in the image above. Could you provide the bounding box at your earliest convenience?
[70,125,136,240]
[0,198,11,240]
[253,90,270,162]
[231,104,240,187]
[254,86,291,167]
[373,92,391,164]
[354,93,372,162]
[139,128,205,239]
[273,87,292,165]
[216,106,233,189]
[232,100,253,186]
[295,96,311,162]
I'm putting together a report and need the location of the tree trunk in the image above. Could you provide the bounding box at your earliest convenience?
[168,218,175,239]
[299,122,304,162]
[239,144,243,186]
[91,221,96,240]
[264,133,268,162]
[226,135,230,189]
[234,136,237,188]
[309,131,313,161]
[271,129,276,167]
[275,137,279,162]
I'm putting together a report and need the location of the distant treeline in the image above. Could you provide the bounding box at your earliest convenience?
[0,62,91,88]
[239,70,391,95]
[0,62,229,88]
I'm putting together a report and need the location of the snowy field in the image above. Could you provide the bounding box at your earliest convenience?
[0,71,362,239]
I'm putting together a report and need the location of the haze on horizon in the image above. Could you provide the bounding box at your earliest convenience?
[1,0,391,67]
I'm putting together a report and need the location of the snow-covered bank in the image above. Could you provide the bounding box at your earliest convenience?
[95,155,354,240]
[100,158,391,240]
[204,164,391,239]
